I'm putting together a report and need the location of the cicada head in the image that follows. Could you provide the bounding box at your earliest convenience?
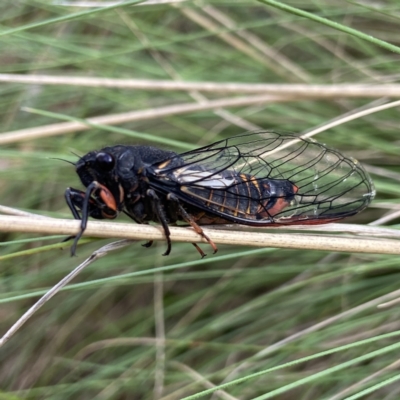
[76,150,116,187]
[76,146,136,209]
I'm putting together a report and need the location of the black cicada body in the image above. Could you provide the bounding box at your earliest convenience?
[65,131,375,257]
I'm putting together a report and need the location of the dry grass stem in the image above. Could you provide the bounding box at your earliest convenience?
[224,287,400,385]
[0,215,399,255]
[171,361,238,400]
[0,94,286,145]
[58,0,188,6]
[327,358,400,400]
[304,99,400,138]
[0,239,133,347]
[2,73,400,96]
[0,205,54,219]
[122,13,260,132]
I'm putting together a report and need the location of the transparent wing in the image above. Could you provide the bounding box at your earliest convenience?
[151,131,375,225]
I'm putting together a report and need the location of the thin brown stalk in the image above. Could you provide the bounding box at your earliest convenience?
[0,94,286,145]
[2,73,400,96]
[119,12,259,132]
[0,239,133,347]
[171,361,238,400]
[0,215,399,255]
[328,358,400,400]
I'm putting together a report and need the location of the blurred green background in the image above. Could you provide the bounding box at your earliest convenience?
[1,1,400,399]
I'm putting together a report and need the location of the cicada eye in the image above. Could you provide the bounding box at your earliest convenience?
[96,152,115,171]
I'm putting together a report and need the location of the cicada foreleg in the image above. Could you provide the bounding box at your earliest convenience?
[66,187,104,221]
[65,183,119,256]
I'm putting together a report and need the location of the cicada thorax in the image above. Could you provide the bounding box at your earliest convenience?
[73,145,182,223]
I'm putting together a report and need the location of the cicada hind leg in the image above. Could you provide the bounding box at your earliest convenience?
[145,189,212,258]
[167,193,217,258]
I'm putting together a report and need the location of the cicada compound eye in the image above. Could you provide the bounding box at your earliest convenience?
[96,152,115,172]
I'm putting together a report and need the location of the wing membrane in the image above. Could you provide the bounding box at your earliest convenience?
[151,131,375,225]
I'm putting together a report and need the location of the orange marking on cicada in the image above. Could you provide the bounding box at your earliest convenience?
[118,184,125,204]
[219,190,227,213]
[98,184,118,211]
[157,159,171,169]
[206,189,213,207]
[257,183,299,218]
[249,175,260,192]
[263,197,290,217]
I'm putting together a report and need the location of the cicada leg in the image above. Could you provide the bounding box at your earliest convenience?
[146,189,172,256]
[167,193,218,257]
[65,182,118,256]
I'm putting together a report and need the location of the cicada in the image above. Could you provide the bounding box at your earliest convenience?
[65,131,375,257]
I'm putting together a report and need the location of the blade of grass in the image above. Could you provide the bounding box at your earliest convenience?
[180,333,400,399]
[0,0,145,38]
[258,0,400,54]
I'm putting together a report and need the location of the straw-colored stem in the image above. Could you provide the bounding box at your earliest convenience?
[0,215,399,255]
[1,74,400,97]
